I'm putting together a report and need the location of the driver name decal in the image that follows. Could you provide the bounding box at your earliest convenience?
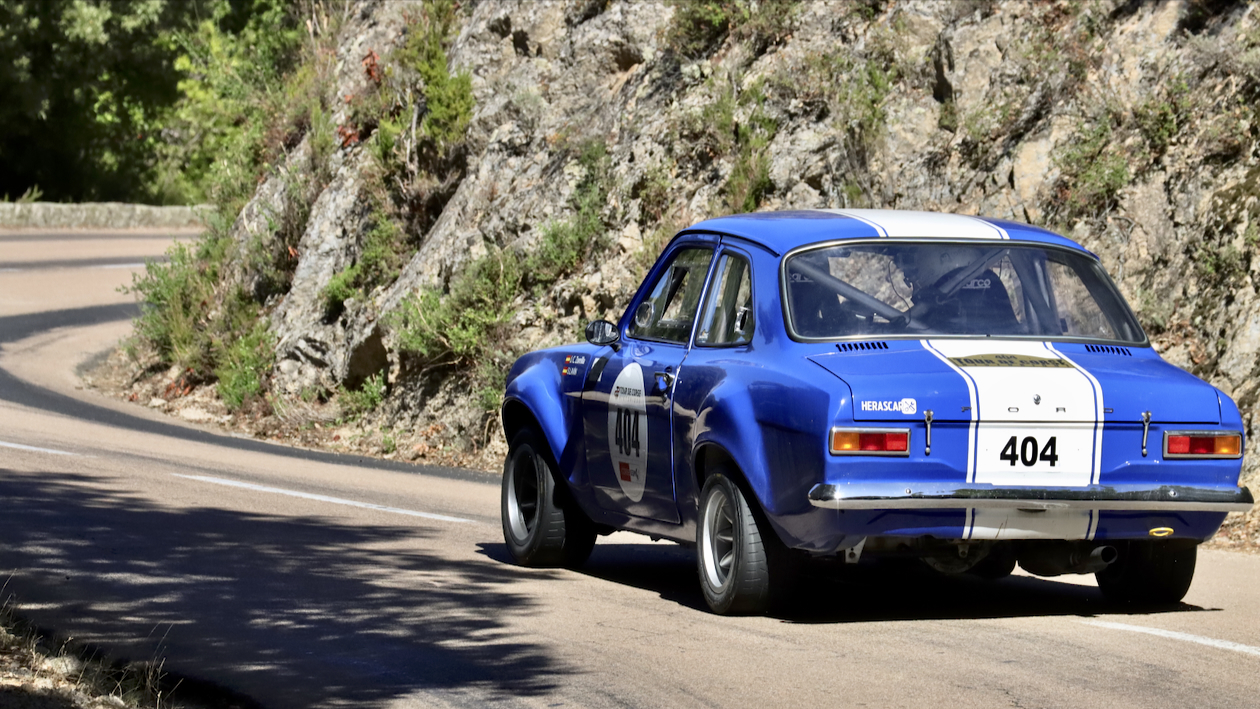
[947,354,1074,368]
[607,363,649,502]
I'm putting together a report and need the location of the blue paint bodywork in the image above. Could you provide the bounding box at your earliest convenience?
[502,212,1250,550]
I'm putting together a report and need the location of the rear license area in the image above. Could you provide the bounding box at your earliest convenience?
[973,423,1096,487]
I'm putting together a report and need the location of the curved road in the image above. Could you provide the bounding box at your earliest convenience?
[2,229,1259,708]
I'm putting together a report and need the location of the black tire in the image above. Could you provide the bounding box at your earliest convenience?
[501,428,596,568]
[1095,540,1197,605]
[696,471,796,615]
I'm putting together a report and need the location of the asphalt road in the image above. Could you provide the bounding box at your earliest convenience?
[2,230,1260,709]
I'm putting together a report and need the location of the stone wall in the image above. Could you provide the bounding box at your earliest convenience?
[0,202,211,230]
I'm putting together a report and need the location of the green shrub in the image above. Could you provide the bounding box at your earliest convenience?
[526,140,612,287]
[323,268,360,312]
[668,0,799,59]
[394,250,521,366]
[322,209,407,313]
[1134,77,1189,156]
[721,82,776,214]
[635,160,674,225]
[682,76,778,214]
[1053,119,1131,222]
[215,319,275,411]
[390,0,474,149]
[341,372,387,417]
[127,237,228,373]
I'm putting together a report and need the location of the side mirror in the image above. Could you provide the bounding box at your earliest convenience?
[634,302,654,328]
[585,319,620,348]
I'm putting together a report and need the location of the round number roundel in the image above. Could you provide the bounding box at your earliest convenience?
[607,363,649,502]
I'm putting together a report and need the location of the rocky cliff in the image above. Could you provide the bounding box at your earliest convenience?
[114,0,1260,518]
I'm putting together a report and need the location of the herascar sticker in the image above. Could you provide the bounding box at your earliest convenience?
[608,363,648,502]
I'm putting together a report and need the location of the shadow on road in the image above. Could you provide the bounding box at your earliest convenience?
[0,468,570,708]
[540,540,1212,623]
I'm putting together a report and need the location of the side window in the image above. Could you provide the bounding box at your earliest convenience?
[697,253,754,346]
[628,247,714,343]
[1047,259,1119,340]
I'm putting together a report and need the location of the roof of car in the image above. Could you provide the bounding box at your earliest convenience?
[678,209,1090,256]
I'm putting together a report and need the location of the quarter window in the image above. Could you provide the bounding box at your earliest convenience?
[628,247,714,343]
[697,253,753,346]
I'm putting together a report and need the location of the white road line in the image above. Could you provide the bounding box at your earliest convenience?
[1082,620,1260,658]
[172,473,474,524]
[0,439,77,456]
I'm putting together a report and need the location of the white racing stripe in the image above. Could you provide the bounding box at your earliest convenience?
[817,209,1010,239]
[0,439,77,456]
[1046,342,1105,484]
[923,340,978,478]
[173,473,475,524]
[1082,620,1260,658]
[924,339,1100,488]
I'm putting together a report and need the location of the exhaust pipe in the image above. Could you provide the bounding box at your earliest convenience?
[1018,543,1117,577]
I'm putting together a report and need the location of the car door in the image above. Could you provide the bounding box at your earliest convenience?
[583,243,716,523]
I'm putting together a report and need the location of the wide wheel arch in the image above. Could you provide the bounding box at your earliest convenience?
[502,398,539,450]
[500,399,570,499]
[694,443,738,492]
[694,442,797,552]
[694,443,764,522]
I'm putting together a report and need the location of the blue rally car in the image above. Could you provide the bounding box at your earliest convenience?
[499,210,1253,615]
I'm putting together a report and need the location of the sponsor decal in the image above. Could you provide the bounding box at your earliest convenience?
[948,353,1073,368]
[607,364,649,502]
[960,278,992,290]
[861,397,918,415]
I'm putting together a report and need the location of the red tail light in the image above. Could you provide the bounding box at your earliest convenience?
[831,428,910,456]
[1164,432,1242,458]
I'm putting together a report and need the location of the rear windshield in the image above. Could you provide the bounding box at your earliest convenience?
[783,241,1146,344]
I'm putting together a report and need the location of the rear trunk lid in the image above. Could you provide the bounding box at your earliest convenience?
[809,339,1219,425]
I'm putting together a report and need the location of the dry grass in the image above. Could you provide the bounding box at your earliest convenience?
[0,587,160,708]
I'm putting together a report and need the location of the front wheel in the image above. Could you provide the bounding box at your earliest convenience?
[501,428,596,568]
[1095,540,1197,605]
[697,471,794,615]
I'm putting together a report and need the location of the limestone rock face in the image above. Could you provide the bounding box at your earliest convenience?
[230,0,1260,480]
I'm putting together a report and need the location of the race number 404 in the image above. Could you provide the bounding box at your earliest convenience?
[1000,435,1058,467]
[614,407,641,458]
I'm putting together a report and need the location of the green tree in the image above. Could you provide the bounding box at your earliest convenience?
[0,0,298,204]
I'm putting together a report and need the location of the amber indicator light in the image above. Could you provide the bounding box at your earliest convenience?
[1166,434,1241,457]
[831,430,909,454]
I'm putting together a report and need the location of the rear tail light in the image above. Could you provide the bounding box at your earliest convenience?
[1163,431,1242,459]
[830,428,910,456]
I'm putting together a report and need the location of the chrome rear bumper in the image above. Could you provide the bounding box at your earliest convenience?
[807,483,1255,513]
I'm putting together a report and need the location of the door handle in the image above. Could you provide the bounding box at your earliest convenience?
[654,371,675,392]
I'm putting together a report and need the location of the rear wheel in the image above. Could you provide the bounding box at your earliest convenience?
[1095,540,1197,605]
[501,428,596,568]
[697,471,796,615]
